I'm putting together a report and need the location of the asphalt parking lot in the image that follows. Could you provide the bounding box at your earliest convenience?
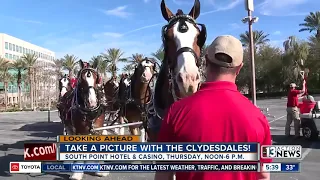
[0,97,319,180]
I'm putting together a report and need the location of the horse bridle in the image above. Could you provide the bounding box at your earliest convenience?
[74,68,101,112]
[161,14,206,101]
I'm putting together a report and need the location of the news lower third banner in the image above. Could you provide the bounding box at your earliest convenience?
[10,162,301,173]
[57,143,259,161]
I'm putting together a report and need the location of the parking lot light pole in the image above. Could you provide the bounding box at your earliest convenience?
[244,0,257,106]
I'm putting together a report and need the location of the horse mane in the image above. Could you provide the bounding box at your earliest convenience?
[176,9,184,15]
[130,67,139,96]
[118,74,129,101]
[154,62,168,110]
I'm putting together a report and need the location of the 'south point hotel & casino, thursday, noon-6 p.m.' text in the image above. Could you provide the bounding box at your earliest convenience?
[10,135,301,173]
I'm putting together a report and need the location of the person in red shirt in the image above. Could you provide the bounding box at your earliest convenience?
[155,35,271,180]
[70,76,77,88]
[286,78,306,138]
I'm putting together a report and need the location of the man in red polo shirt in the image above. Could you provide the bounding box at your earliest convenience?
[155,35,271,180]
[286,78,306,138]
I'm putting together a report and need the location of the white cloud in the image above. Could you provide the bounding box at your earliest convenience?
[229,23,241,29]
[123,22,164,36]
[103,6,132,18]
[4,16,43,24]
[201,0,241,15]
[257,0,309,16]
[92,32,123,38]
[273,31,281,35]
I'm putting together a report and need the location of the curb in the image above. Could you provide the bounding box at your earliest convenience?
[0,110,58,114]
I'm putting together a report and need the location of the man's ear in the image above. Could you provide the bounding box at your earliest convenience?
[236,63,243,75]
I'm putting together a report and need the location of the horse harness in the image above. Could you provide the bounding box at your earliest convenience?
[161,14,207,101]
[71,67,104,135]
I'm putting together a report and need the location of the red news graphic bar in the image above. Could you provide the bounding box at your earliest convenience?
[24,143,56,161]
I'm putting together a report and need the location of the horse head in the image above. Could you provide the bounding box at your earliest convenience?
[59,74,71,97]
[160,0,206,97]
[129,58,156,104]
[132,58,156,84]
[120,73,131,87]
[76,60,100,108]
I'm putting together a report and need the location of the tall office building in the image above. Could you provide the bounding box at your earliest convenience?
[0,33,56,105]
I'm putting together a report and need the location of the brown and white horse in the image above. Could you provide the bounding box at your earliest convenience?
[56,74,73,134]
[118,58,156,141]
[147,0,207,141]
[67,60,108,180]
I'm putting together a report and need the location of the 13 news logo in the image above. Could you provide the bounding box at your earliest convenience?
[10,162,42,173]
[261,145,302,159]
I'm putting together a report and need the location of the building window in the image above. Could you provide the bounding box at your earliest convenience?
[31,50,34,54]
[5,53,8,58]
[16,45,19,52]
[13,44,15,51]
[23,48,25,54]
[5,42,8,49]
[9,43,12,50]
[13,55,16,60]
[19,46,22,53]
[9,54,12,59]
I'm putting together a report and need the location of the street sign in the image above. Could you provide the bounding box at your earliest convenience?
[245,0,254,11]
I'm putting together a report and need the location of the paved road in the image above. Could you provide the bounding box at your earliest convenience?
[0,97,320,180]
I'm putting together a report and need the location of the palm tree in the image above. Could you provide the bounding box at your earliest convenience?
[128,53,145,66]
[308,35,320,57]
[299,11,320,39]
[0,58,11,111]
[282,36,309,81]
[239,30,270,47]
[101,48,127,78]
[90,55,108,81]
[151,46,164,62]
[10,59,26,109]
[122,64,135,75]
[62,54,78,78]
[21,53,38,110]
[54,59,64,77]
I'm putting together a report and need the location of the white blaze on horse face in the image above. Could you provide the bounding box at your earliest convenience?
[141,60,153,82]
[114,81,119,87]
[124,78,131,86]
[84,71,97,107]
[173,21,200,95]
[60,78,68,97]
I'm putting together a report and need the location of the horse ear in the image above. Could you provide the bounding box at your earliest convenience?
[79,59,84,69]
[188,0,200,19]
[161,0,174,21]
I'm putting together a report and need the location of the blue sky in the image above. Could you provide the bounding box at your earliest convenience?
[0,0,319,63]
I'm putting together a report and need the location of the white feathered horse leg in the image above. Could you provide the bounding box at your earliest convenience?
[95,129,110,177]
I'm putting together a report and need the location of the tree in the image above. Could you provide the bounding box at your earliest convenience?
[62,54,78,78]
[101,48,127,78]
[11,59,26,109]
[239,30,270,47]
[90,55,108,81]
[122,64,135,75]
[0,58,11,110]
[151,46,164,63]
[299,11,320,39]
[21,53,38,110]
[128,53,145,66]
[282,36,309,82]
